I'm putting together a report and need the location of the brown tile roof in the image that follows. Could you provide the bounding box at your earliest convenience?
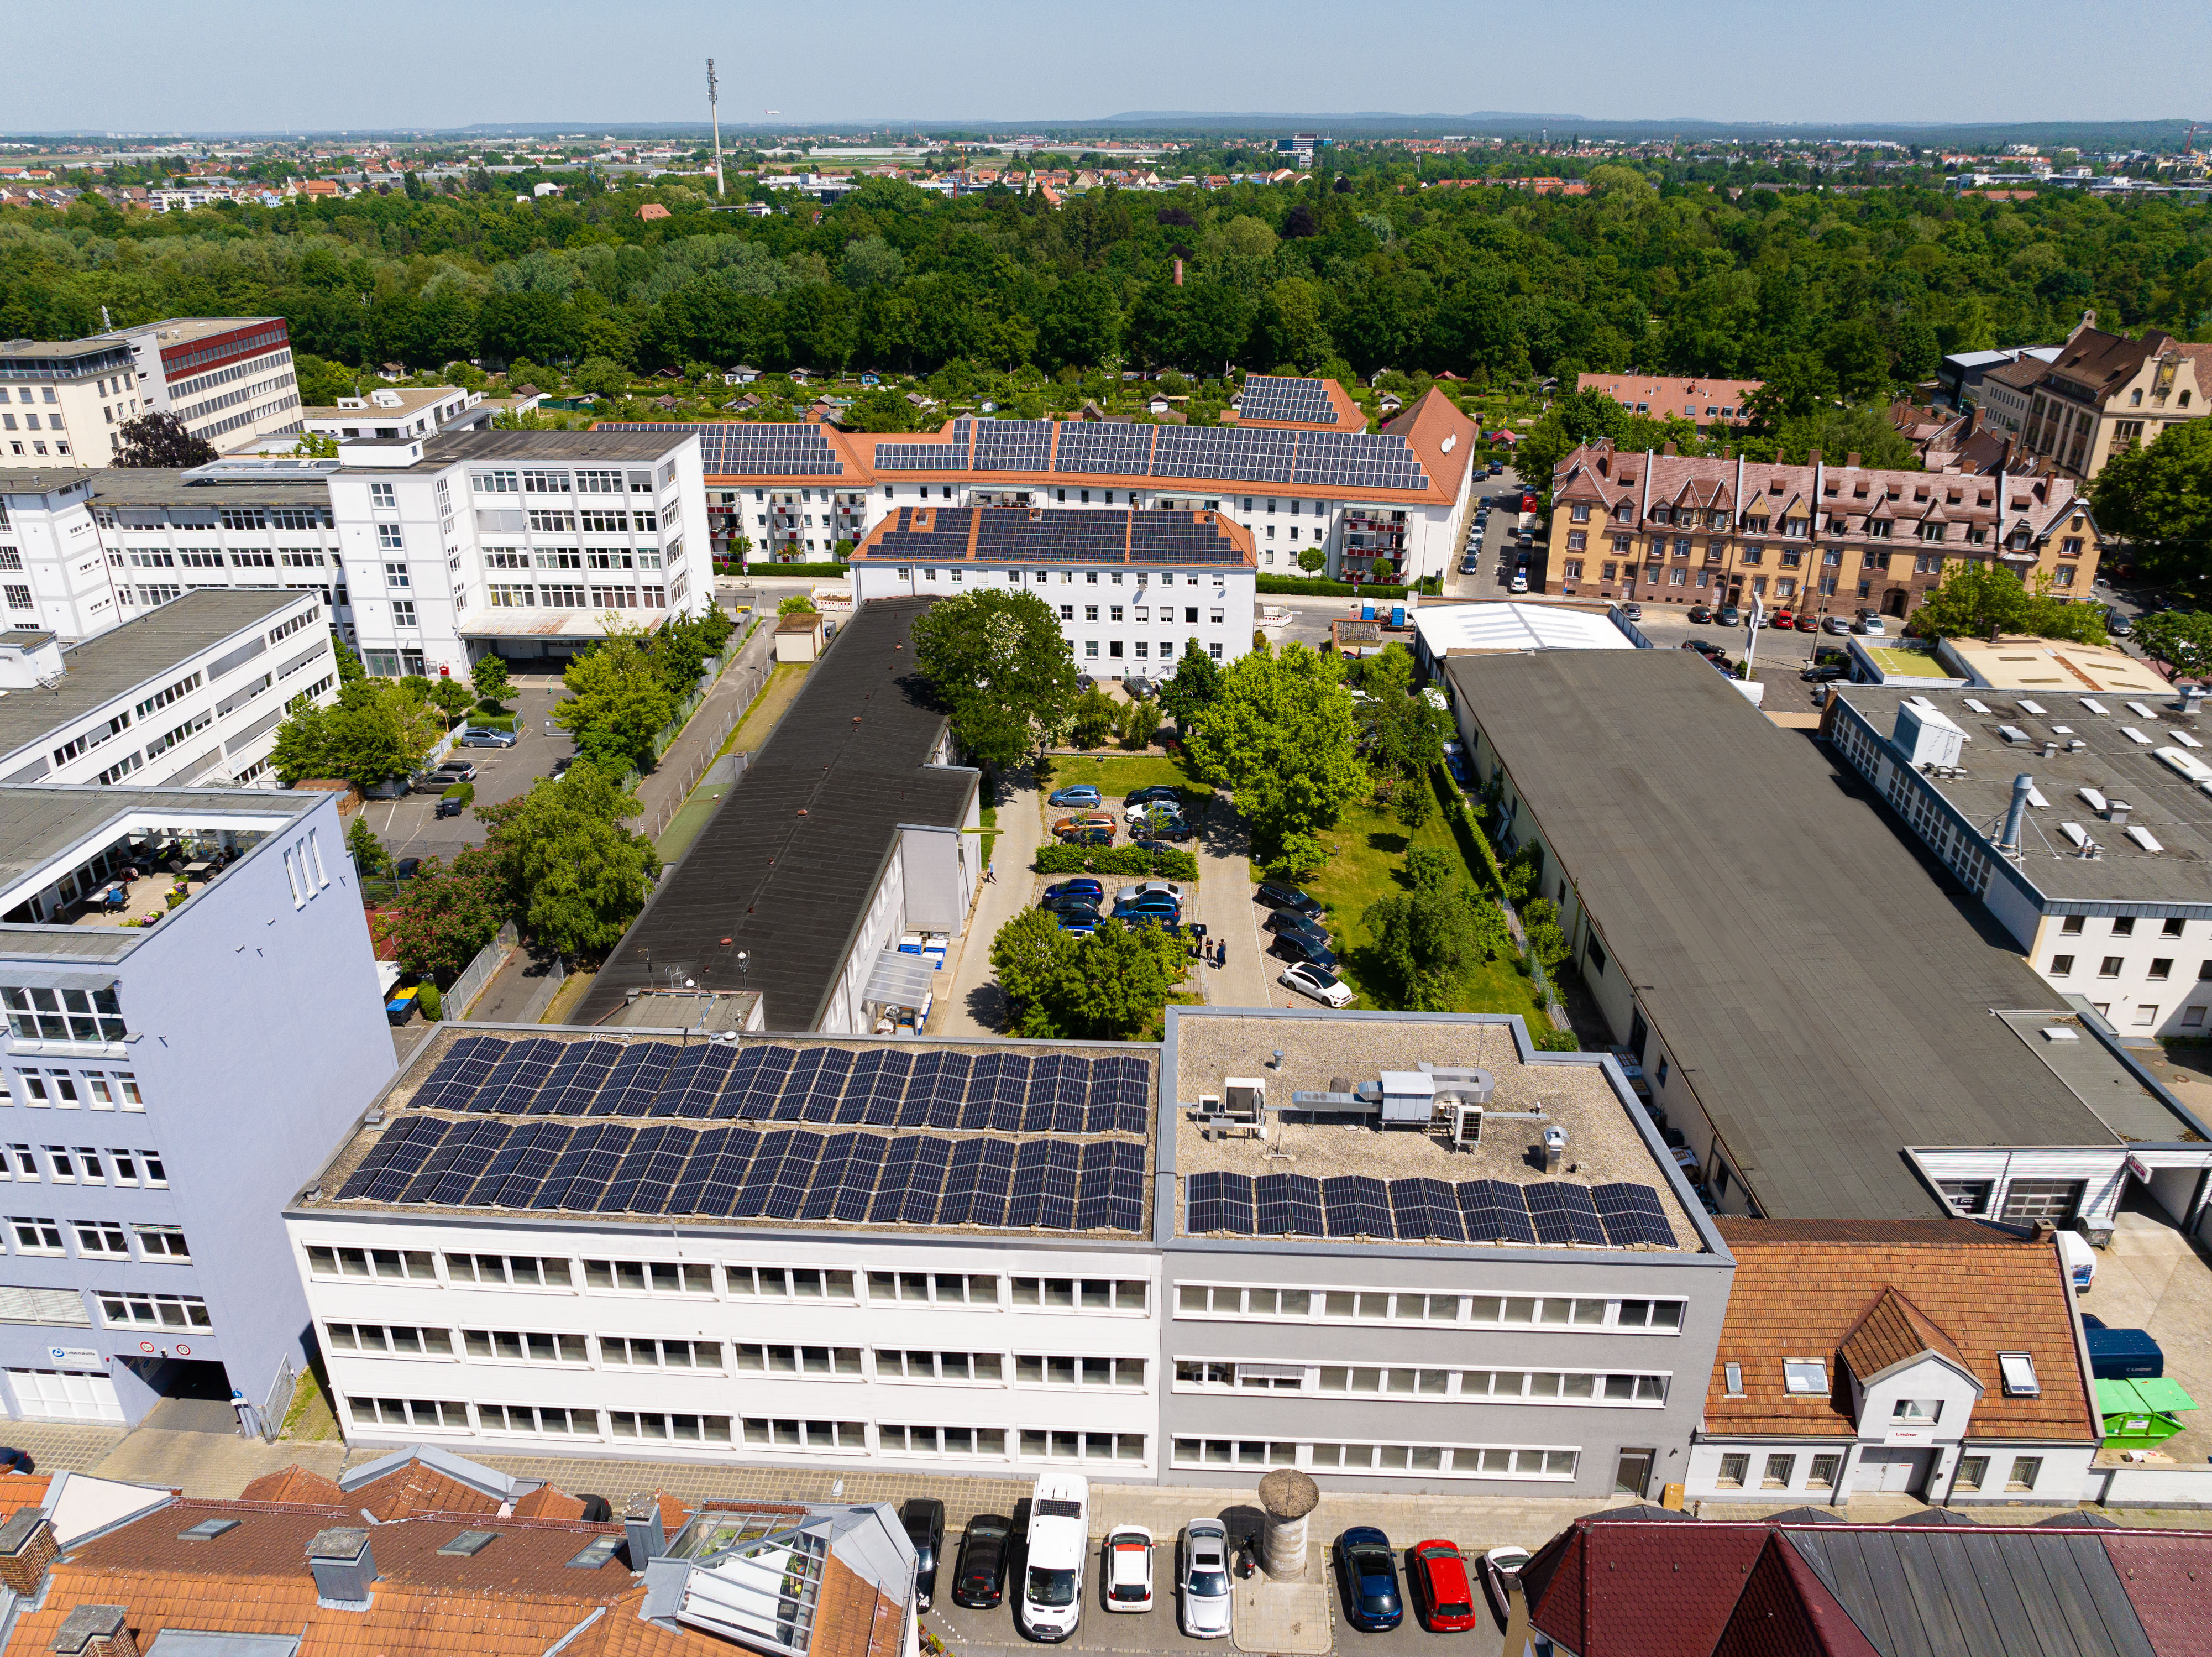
[0,1474,51,1522]
[512,1486,586,1521]
[238,1467,343,1506]
[350,1462,506,1521]
[1834,1285,1967,1381]
[1706,1217,2095,1440]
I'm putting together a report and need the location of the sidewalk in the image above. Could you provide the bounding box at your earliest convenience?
[934,769,1043,1036]
[1189,799,1275,1010]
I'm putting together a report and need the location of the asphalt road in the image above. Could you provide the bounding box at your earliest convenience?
[361,673,576,866]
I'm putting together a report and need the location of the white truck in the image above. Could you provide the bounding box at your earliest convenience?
[1018,1473,1091,1642]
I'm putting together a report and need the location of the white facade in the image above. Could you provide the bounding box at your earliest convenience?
[0,471,120,640]
[1,318,299,467]
[288,1216,1164,1475]
[333,431,714,679]
[295,386,491,446]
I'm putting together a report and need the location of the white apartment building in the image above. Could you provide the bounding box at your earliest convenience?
[293,385,496,446]
[0,590,338,792]
[329,429,712,679]
[847,507,1257,676]
[0,469,119,640]
[0,317,300,467]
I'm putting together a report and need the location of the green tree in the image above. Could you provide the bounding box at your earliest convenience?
[470,654,512,709]
[778,593,818,616]
[1362,880,1511,1011]
[2130,611,2212,680]
[575,356,631,400]
[291,430,340,459]
[989,908,1074,1037]
[909,589,1080,769]
[1156,640,1223,732]
[268,681,441,787]
[427,677,474,724]
[1118,697,1162,750]
[387,845,509,983]
[988,908,1188,1039]
[554,629,680,775]
[1297,547,1327,574]
[1182,642,1367,856]
[2091,420,2212,579]
[112,412,217,468]
[345,814,388,876]
[479,763,660,959]
[1071,687,1118,749]
[1911,561,2105,645]
[845,386,916,431]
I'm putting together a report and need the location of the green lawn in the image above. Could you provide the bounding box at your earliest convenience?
[1302,796,1549,1024]
[1036,753,1215,803]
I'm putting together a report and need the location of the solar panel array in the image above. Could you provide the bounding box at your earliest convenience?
[1152,426,1296,485]
[337,1116,1147,1232]
[1053,423,1156,477]
[1238,376,1340,426]
[871,508,976,562]
[1292,431,1430,492]
[975,511,1130,564]
[1129,514,1245,566]
[972,421,1056,473]
[875,439,967,472]
[600,423,846,478]
[1183,1171,1676,1247]
[398,1036,1151,1132]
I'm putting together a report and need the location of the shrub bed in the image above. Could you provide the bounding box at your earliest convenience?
[1256,573,1412,600]
[1036,844,1199,881]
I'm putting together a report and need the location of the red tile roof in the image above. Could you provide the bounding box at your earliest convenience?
[0,1475,52,1523]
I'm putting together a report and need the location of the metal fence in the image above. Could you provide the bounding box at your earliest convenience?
[448,920,520,1018]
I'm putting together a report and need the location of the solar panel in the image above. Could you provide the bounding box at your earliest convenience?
[405,1036,503,1113]
[458,1037,559,1114]
[463,1120,573,1208]
[1592,1182,1678,1249]
[732,1044,798,1119]
[937,1137,1016,1227]
[973,509,1131,567]
[842,1049,913,1126]
[593,1043,675,1116]
[1006,1139,1081,1230]
[873,438,967,472]
[1152,425,1296,485]
[732,1128,813,1218]
[1458,1179,1537,1245]
[597,1124,695,1212]
[794,1046,856,1123]
[1053,421,1155,477]
[903,1050,971,1128]
[1526,1182,1608,1247]
[1322,1174,1392,1239]
[1388,1177,1466,1243]
[531,1039,622,1115]
[1086,1053,1151,1134]
[398,1119,511,1206]
[869,1135,951,1226]
[652,1043,738,1117]
[962,1053,1030,1133]
[666,1126,759,1215]
[599,422,845,478]
[1075,1140,1146,1231]
[533,1123,634,1211]
[1023,1054,1091,1134]
[1184,1170,1254,1235]
[337,1115,450,1201]
[1238,375,1339,426]
[767,1130,823,1219]
[972,420,1054,473]
[1254,1172,1324,1237]
[1292,430,1429,492]
[801,1131,884,1221]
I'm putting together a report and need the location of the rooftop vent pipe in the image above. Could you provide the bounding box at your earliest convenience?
[1999,773,2033,856]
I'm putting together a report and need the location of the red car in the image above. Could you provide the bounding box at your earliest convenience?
[1792,613,1818,632]
[1406,1540,1480,1633]
[1769,608,1796,630]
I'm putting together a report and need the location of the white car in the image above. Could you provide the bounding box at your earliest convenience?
[1508,572,1529,593]
[1857,616,1888,635]
[1280,961,1354,1008]
[1180,1520,1234,1639]
[1104,1528,1154,1613]
[1118,880,1184,903]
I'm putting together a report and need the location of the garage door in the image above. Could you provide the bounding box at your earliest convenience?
[7,1367,122,1423]
[1851,1446,1932,1494]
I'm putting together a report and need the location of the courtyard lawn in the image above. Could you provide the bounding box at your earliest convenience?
[1301,796,1549,1024]
[1035,752,1216,804]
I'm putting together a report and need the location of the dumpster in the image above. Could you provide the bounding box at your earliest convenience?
[385,985,420,1027]
[1390,604,1406,628]
[2086,1326,2164,1380]
[2097,1376,2197,1449]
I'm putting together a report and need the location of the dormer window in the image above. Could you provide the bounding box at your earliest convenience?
[1891,1398,1943,1421]
[1999,1352,2041,1396]
[1783,1358,1827,1394]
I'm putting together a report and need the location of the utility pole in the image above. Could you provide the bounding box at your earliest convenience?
[707,58,725,198]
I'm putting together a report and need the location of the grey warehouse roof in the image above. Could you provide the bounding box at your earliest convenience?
[0,589,307,765]
[577,596,977,1030]
[85,465,336,511]
[1444,649,2192,1221]
[1830,684,2212,908]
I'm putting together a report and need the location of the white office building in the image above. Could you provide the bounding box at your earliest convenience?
[0,317,300,467]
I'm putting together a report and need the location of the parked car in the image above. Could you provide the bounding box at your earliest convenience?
[903,1498,945,1611]
[1104,1527,1155,1613]
[1255,881,1322,918]
[1270,931,1340,971]
[1681,639,1726,661]
[1853,615,1888,635]
[1125,801,1185,829]
[1479,1546,1533,1626]
[434,795,466,819]
[2106,608,2135,636]
[1125,785,1184,807]
[1059,825,1112,848]
[1128,838,1186,856]
[1281,960,1355,1008]
[1821,614,1852,635]
[1053,814,1116,840]
[1489,461,1505,474]
[953,1514,1013,1608]
[392,856,422,880]
[1716,604,1741,626]
[1131,818,1194,843]
[1115,898,1183,925]
[1618,601,1643,620]
[1793,614,1818,632]
[1179,1520,1234,1639]
[1120,881,1184,903]
[1334,1528,1403,1632]
[1686,604,1713,624]
[1508,572,1529,593]
[1800,663,1850,683]
[1459,556,1480,574]
[1264,907,1327,939]
[1770,608,1797,630]
[1048,785,1104,809]
[1044,879,1104,903]
[1123,677,1156,701]
[1057,912,1101,935]
[458,725,517,747]
[1407,1541,1480,1634]
[1074,673,1096,692]
[1041,898,1103,923]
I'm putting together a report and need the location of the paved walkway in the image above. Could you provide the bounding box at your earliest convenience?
[2079,1198,2212,1467]
[92,1430,345,1498]
[935,769,1044,1037]
[1188,801,1274,1011]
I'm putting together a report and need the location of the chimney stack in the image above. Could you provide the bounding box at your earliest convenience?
[306,1528,376,1608]
[1845,452,1861,468]
[1999,773,2033,856]
[625,1494,668,1565]
[1543,1125,1568,1175]
[48,1607,135,1657]
[0,1512,57,1597]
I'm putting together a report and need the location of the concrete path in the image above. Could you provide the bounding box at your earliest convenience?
[630,615,776,844]
[461,943,565,1025]
[934,769,1043,1037]
[91,1429,345,1498]
[1189,801,1273,1011]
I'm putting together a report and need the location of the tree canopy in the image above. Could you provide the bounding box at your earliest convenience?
[2090,419,2212,582]
[2129,610,2212,680]
[112,411,217,468]
[268,677,444,787]
[908,589,1080,769]
[1181,641,1367,857]
[1907,561,2108,645]
[478,761,661,960]
[987,907,1189,1039]
[548,610,730,775]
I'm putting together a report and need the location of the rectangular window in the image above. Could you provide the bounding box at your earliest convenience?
[1954,1455,1989,1492]
[324,1322,453,1357]
[2151,959,2173,981]
[307,1245,438,1281]
[2099,956,2124,978]
[1891,1398,1942,1421]
[1808,1454,1841,1489]
[97,1290,211,1330]
[10,1217,61,1254]
[1021,1429,1147,1463]
[733,1342,863,1377]
[443,1252,575,1289]
[1010,1276,1145,1313]
[480,1403,595,1436]
[728,1266,857,1300]
[740,1418,867,1452]
[581,1258,712,1295]
[1783,1359,1827,1394]
[2006,1456,2042,1492]
[604,1336,727,1370]
[461,1329,589,1365]
[1762,1454,1796,1489]
[883,1425,1008,1457]
[1716,1453,1749,1488]
[2050,955,2075,975]
[1012,1354,1145,1388]
[73,1220,128,1256]
[609,1411,732,1445]
[349,1396,468,1431]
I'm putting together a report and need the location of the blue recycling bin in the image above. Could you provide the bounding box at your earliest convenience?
[1391,604,1406,628]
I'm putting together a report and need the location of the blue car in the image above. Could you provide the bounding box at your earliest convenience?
[1043,879,1104,904]
[1113,897,1181,923]
[1047,785,1103,809]
[1333,1529,1403,1632]
[1057,913,1100,936]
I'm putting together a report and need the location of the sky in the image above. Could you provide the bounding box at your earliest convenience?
[12,0,2209,134]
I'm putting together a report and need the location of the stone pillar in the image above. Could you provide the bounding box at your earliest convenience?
[1257,1467,1320,1582]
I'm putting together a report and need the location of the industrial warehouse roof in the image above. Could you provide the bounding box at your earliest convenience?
[1413,600,1637,656]
[850,506,1255,568]
[1445,649,2194,1221]
[576,595,976,1031]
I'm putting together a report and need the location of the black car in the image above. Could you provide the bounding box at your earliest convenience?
[1057,825,1112,848]
[1255,881,1323,918]
[1271,931,1340,971]
[953,1513,1013,1608]
[1800,663,1850,683]
[1133,818,1195,843]
[392,856,422,880]
[1686,604,1713,624]
[1124,677,1156,700]
[1128,838,1184,857]
[1040,897,1104,921]
[1265,908,1329,944]
[1124,912,1184,939]
[1125,785,1184,807]
[1681,639,1726,661]
[903,1498,946,1611]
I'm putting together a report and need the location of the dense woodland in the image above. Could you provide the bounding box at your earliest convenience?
[3,166,2209,398]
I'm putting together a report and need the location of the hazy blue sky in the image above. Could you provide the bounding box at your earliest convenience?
[14,0,2208,133]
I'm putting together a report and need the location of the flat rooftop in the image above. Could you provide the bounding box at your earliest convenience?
[1414,600,1634,656]
[0,468,97,498]
[1168,1012,1701,1251]
[85,463,336,511]
[1854,641,1959,682]
[1445,649,2199,1221]
[301,387,468,419]
[0,589,307,768]
[1831,683,2212,907]
[851,506,1255,569]
[576,597,976,1030]
[295,1023,1157,1241]
[1942,635,2168,696]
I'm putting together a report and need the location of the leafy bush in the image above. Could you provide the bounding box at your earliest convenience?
[417,983,443,1022]
[441,781,475,807]
[1256,573,1413,599]
[1034,844,1199,880]
[1531,1026,1579,1051]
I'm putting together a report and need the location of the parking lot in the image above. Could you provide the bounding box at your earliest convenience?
[355,670,576,865]
[1442,471,1530,602]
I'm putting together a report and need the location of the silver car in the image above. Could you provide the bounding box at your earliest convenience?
[1180,1519,1234,1639]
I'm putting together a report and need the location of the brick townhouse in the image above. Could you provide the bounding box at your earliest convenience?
[1544,440,2101,620]
[2017,310,2212,481]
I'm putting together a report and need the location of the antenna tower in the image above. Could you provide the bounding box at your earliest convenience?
[707,59,725,197]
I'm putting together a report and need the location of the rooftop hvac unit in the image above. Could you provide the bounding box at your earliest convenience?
[1895,701,1967,770]
[1377,1071,1435,1125]
[1448,1102,1482,1149]
[1222,1079,1266,1121]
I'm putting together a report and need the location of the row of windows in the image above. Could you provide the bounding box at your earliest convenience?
[1712,1450,2045,1494]
[1175,1436,1577,1480]
[2046,954,2209,982]
[472,468,656,496]
[11,1218,186,1262]
[1081,639,1223,662]
[1057,604,1225,626]
[905,566,1222,589]
[483,584,668,611]
[1176,1284,1684,1332]
[6,1070,145,1112]
[1,988,127,1045]
[2,1142,163,1185]
[1174,1360,1669,1405]
[484,548,664,572]
[307,1251,1153,1313]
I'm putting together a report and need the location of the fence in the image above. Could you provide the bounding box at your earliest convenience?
[257,1355,296,1442]
[448,920,520,1018]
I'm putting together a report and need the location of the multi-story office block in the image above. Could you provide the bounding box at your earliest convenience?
[328,429,713,679]
[0,590,336,793]
[0,468,120,640]
[284,1006,1728,1498]
[0,318,300,467]
[0,783,392,1424]
[298,385,495,446]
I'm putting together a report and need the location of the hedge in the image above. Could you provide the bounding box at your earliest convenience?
[1035,844,1200,881]
[441,781,475,807]
[1256,574,1413,600]
[731,561,847,578]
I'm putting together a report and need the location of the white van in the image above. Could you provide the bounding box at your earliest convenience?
[1018,1473,1091,1642]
